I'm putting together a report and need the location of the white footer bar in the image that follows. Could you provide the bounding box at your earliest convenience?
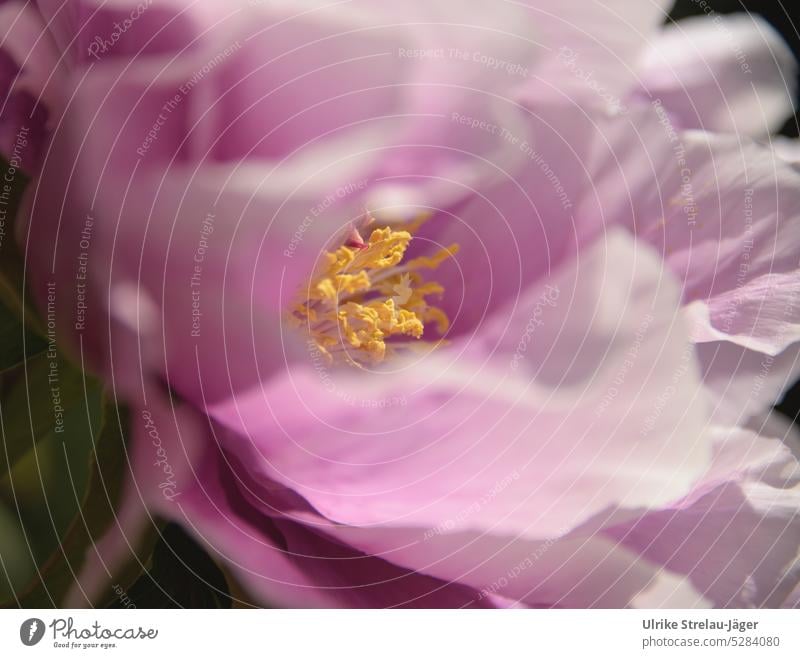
[4,609,799,656]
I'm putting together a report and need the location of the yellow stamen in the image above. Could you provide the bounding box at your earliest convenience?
[291,220,458,367]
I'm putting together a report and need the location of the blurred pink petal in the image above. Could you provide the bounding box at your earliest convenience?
[524,0,672,111]
[635,14,797,136]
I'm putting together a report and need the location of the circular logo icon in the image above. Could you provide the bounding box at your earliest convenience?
[20,618,45,646]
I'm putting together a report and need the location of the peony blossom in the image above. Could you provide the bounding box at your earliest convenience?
[3,0,800,608]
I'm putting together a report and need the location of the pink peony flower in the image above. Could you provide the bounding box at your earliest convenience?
[3,1,800,607]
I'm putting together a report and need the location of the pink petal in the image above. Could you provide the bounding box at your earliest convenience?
[635,15,797,136]
[137,394,507,608]
[210,230,713,543]
[687,274,800,356]
[222,469,709,608]
[267,511,711,608]
[771,136,800,164]
[413,103,678,335]
[635,129,800,361]
[696,339,800,428]
[0,1,60,168]
[605,425,800,607]
[522,0,672,112]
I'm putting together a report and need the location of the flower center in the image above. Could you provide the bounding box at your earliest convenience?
[290,218,458,367]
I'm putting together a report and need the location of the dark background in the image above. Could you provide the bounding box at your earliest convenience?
[669,0,800,421]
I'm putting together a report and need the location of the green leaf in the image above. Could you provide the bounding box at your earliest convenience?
[1,400,142,607]
[107,523,231,609]
[0,418,100,602]
[0,503,34,600]
[0,156,152,608]
[0,297,47,372]
[1,352,100,479]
